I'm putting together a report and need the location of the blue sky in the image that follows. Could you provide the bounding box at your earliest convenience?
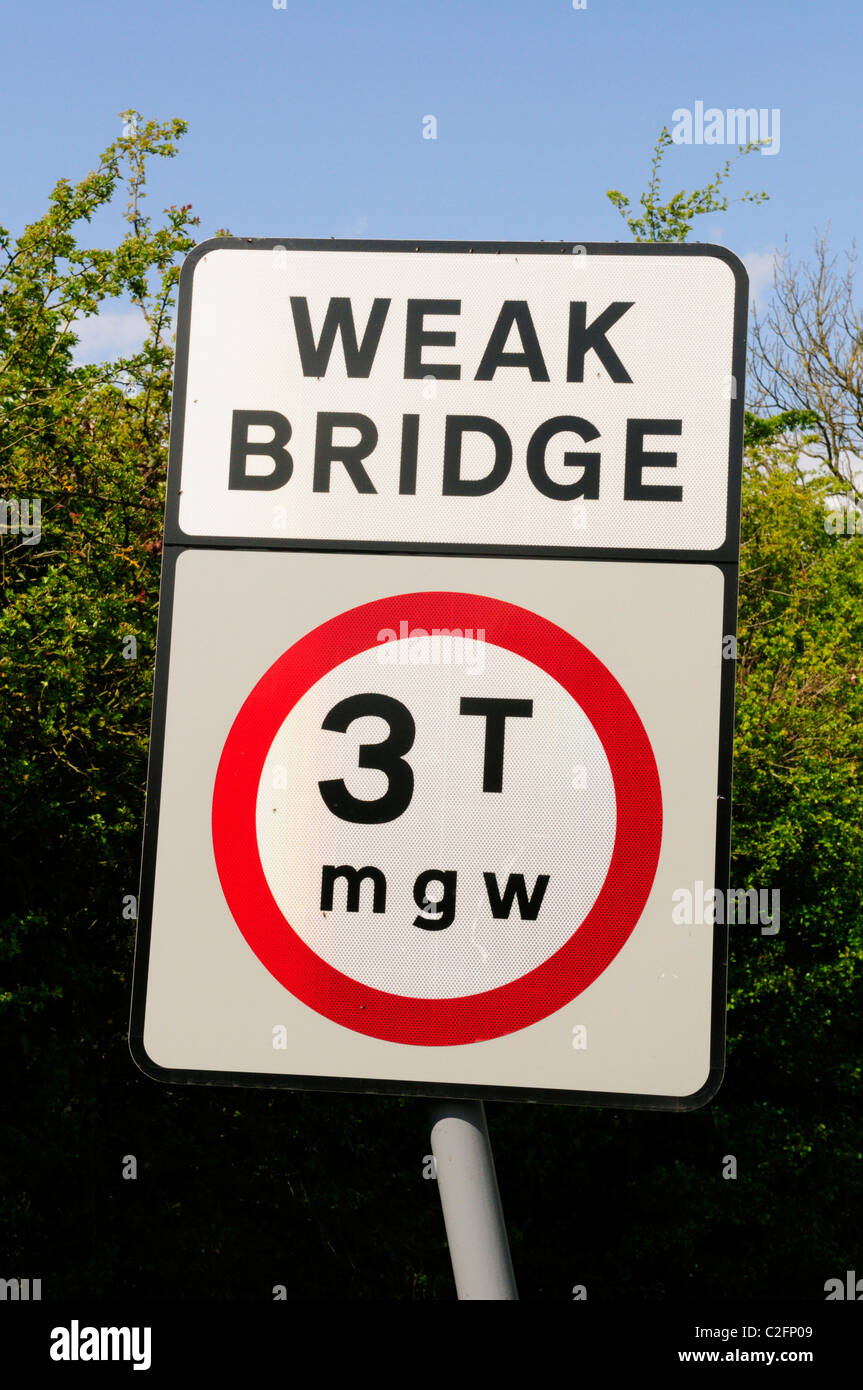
[3,0,858,359]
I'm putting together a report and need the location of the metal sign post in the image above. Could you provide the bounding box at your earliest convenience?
[429,1100,517,1300]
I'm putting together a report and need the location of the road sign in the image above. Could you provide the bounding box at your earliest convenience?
[165,239,744,558]
[130,240,746,1109]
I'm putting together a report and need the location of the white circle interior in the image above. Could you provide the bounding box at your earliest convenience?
[255,635,617,998]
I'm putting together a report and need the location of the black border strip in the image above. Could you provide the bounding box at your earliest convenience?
[129,547,734,1113]
[163,238,748,565]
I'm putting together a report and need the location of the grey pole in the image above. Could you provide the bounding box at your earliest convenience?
[429,1099,518,1300]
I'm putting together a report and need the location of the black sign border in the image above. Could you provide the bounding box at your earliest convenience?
[162,238,747,565]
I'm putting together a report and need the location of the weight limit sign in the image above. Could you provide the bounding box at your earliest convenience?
[212,591,662,1046]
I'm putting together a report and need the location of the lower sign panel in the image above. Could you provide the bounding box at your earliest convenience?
[130,549,732,1108]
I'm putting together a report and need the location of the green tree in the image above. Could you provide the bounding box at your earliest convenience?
[1,112,197,1028]
[607,125,769,242]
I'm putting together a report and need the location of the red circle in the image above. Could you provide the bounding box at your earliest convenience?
[212,592,662,1045]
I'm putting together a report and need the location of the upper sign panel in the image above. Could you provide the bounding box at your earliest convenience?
[167,240,747,558]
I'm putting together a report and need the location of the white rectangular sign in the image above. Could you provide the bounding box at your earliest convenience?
[166,241,746,558]
[132,549,730,1105]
